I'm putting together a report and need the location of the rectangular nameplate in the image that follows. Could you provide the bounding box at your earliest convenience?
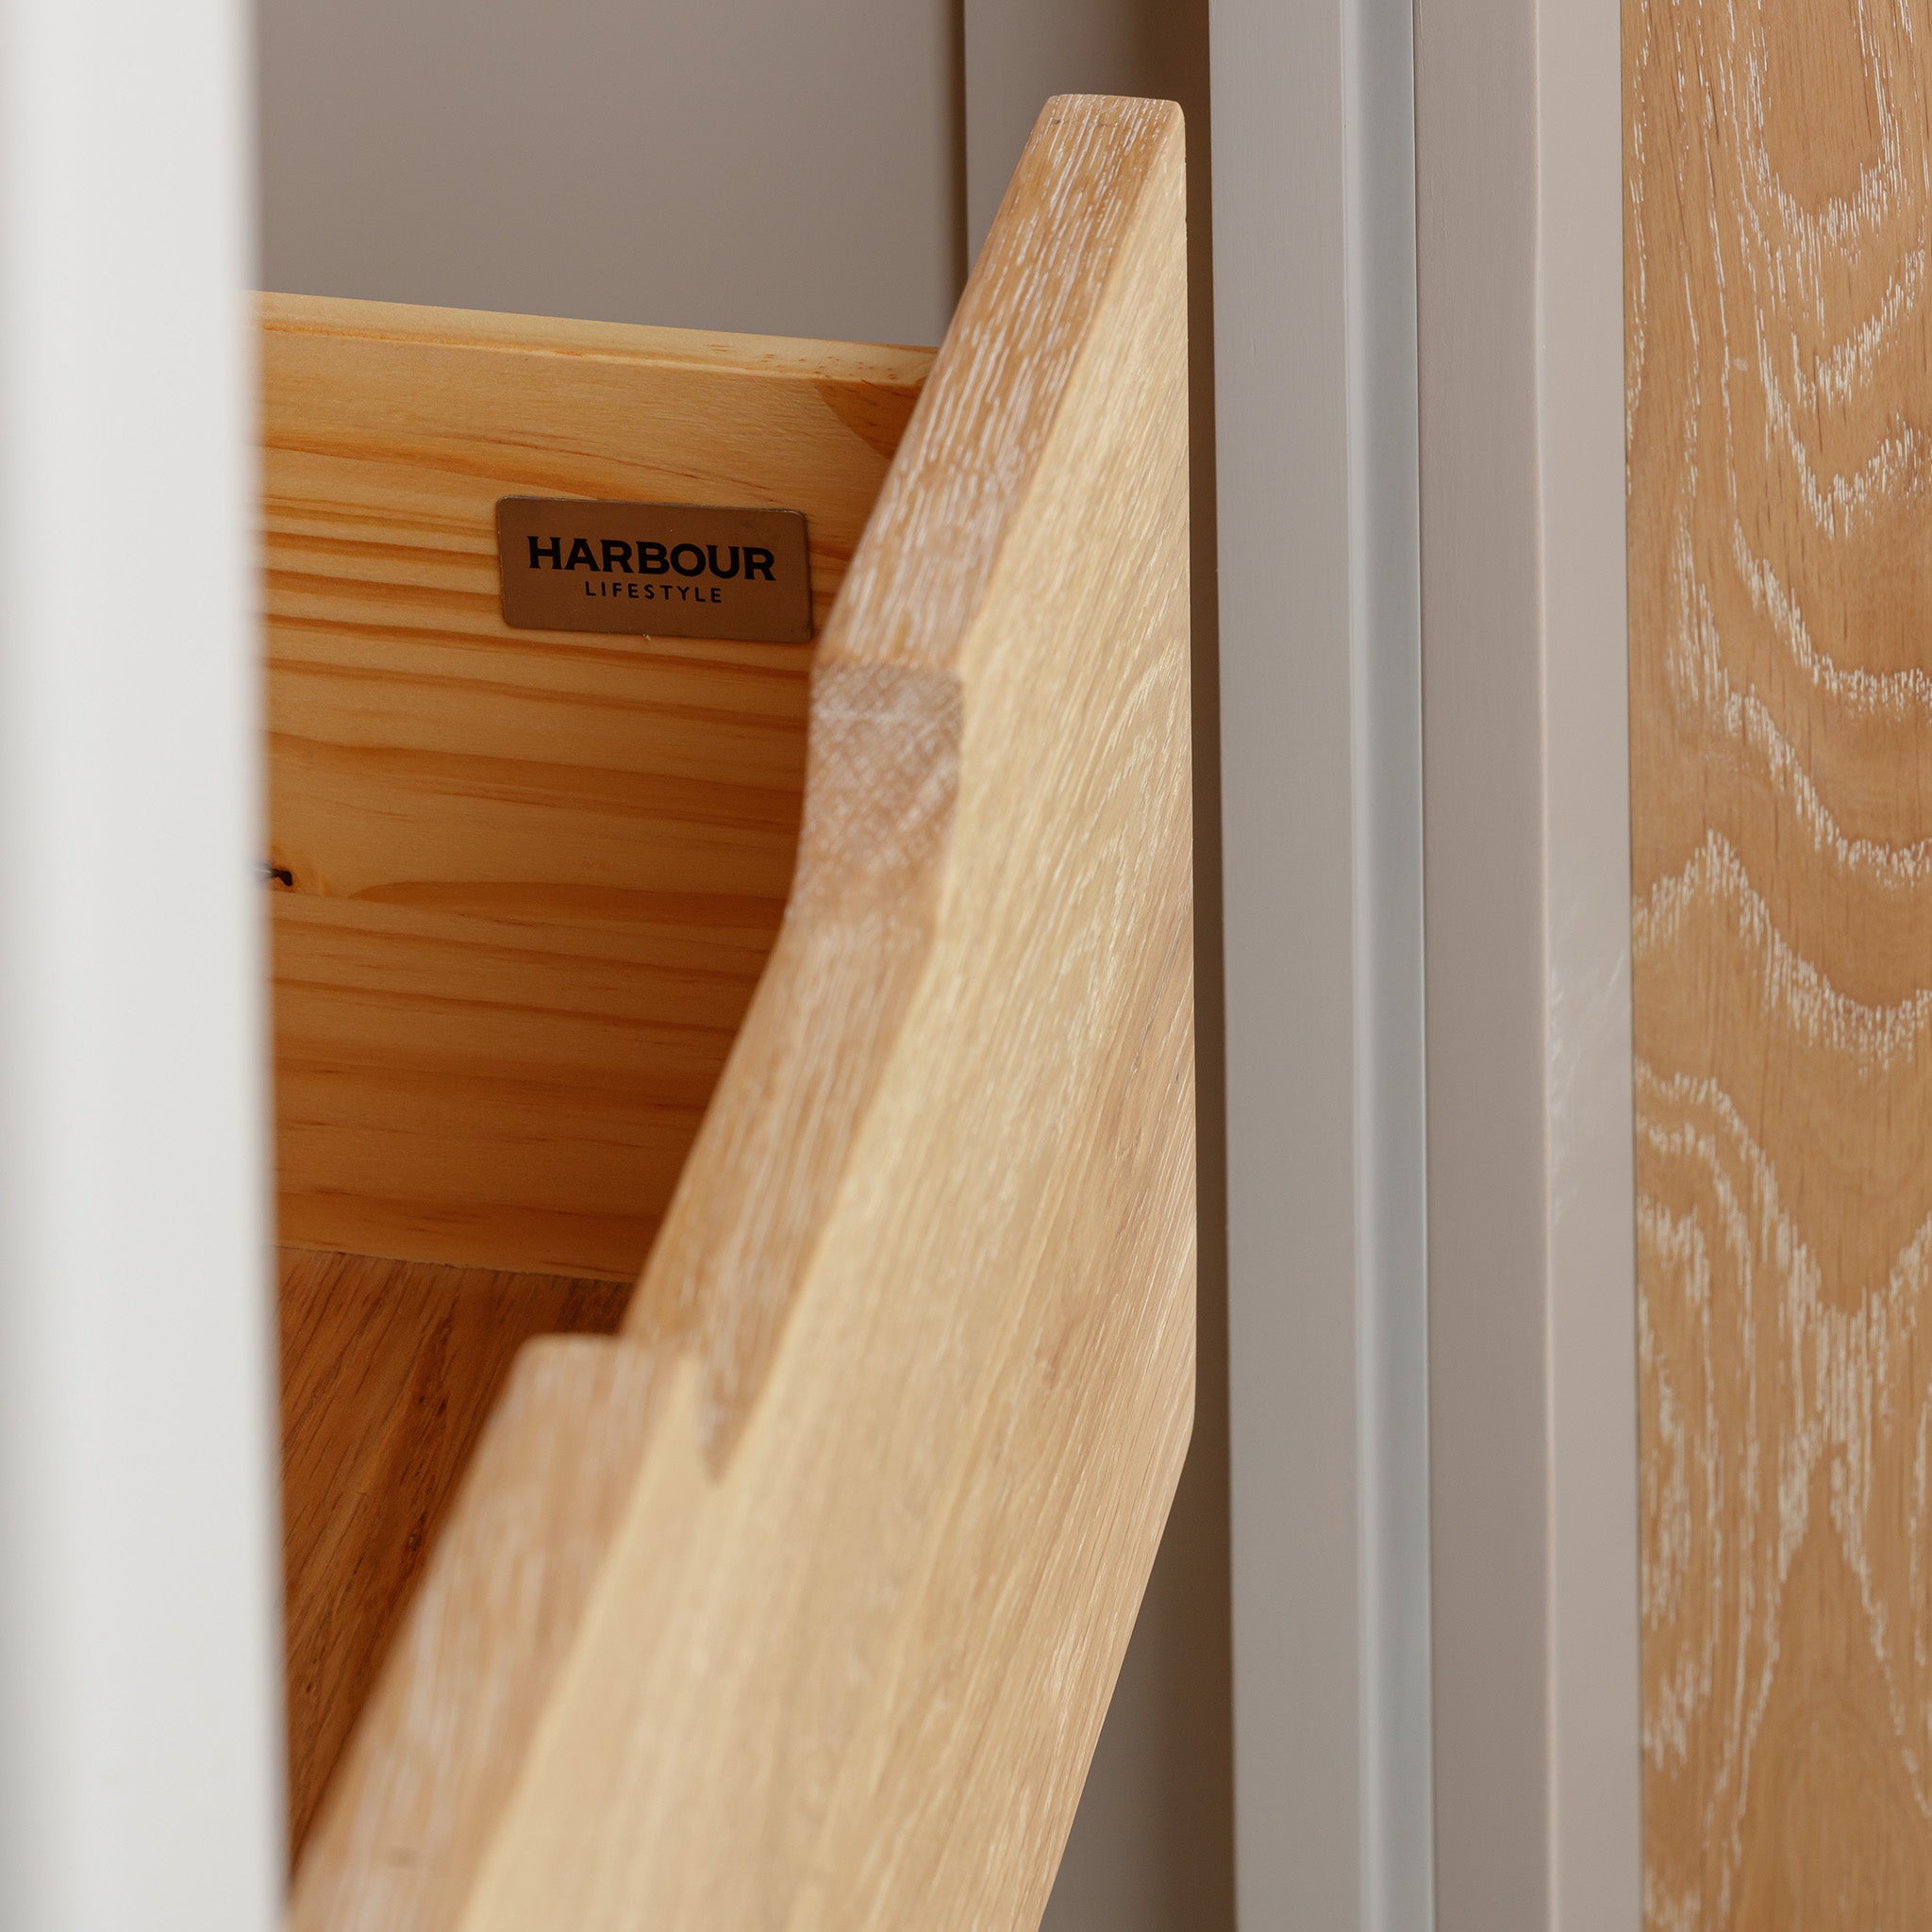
[495,498,814,642]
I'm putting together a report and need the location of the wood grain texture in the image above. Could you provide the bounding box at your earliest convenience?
[287,1336,666,1927]
[279,1250,627,1857]
[265,297,929,1278]
[1626,0,1932,1918]
[292,93,1194,1932]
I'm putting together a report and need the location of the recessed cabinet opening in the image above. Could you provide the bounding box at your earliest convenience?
[264,293,930,1852]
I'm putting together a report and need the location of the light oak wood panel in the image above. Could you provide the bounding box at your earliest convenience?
[283,1332,668,1918]
[292,93,1193,1932]
[265,297,930,1278]
[1627,0,1932,1918]
[278,1249,626,1857]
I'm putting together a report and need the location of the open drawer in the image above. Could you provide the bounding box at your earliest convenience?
[275,94,1194,1929]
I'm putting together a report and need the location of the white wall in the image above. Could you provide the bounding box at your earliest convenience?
[256,5,1233,1927]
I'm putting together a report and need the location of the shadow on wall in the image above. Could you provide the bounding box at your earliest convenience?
[257,3,1230,1925]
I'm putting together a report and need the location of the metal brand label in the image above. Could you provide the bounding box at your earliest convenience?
[495,498,813,642]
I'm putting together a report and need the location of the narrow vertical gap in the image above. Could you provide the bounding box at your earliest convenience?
[947,0,972,301]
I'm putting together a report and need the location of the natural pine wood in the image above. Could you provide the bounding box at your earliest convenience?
[1626,0,1932,1917]
[265,296,929,1280]
[278,1250,626,1856]
[291,94,1193,1932]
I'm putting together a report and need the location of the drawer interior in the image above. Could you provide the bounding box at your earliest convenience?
[263,294,929,1851]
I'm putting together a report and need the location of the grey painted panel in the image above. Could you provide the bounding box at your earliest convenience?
[258,0,961,344]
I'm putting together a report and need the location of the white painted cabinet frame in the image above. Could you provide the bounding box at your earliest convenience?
[1211,0,1641,1923]
[0,1,282,1928]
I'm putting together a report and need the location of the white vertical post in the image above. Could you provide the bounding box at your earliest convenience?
[1211,0,1433,1922]
[0,1,281,1928]
[1413,0,1640,1916]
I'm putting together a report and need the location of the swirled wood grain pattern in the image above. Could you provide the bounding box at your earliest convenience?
[1627,0,1932,1917]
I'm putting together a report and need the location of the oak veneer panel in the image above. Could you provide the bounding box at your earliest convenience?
[278,1249,626,1857]
[265,298,930,1278]
[292,94,1193,1932]
[1627,0,1932,1918]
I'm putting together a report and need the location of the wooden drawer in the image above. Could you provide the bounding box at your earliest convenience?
[275,93,1194,1931]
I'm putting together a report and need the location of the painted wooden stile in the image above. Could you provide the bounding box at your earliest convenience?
[268,96,1194,1929]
